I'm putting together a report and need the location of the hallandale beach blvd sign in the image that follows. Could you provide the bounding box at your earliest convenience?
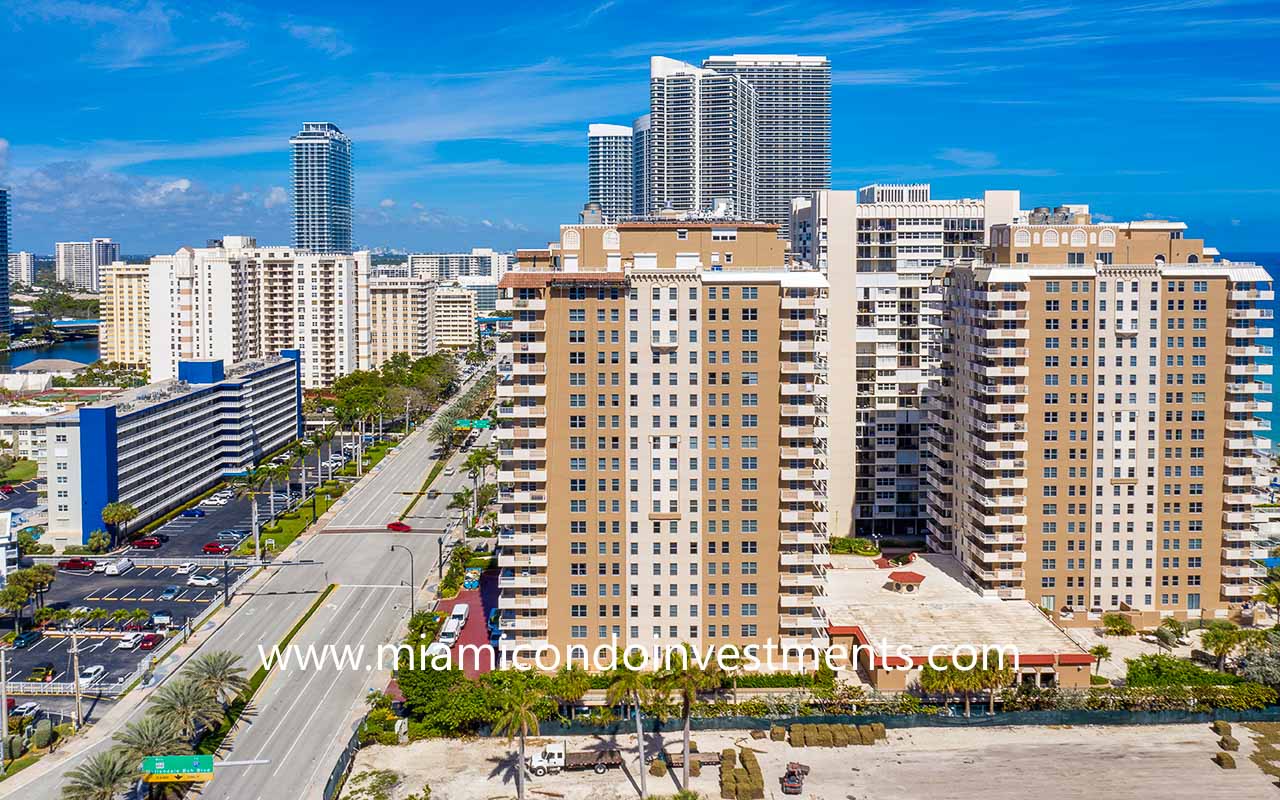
[141,754,214,783]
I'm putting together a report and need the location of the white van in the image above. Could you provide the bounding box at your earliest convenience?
[438,617,463,646]
[449,603,470,628]
[104,558,134,576]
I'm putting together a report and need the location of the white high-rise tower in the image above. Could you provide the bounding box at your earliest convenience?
[587,124,633,223]
[290,122,353,254]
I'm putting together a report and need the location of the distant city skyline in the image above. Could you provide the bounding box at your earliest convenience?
[1,1,1278,252]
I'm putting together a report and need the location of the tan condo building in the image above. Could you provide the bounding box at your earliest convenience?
[100,262,151,369]
[495,218,831,663]
[924,206,1273,626]
[433,284,477,350]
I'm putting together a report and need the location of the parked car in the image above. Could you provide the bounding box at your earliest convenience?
[57,557,96,571]
[13,630,42,648]
[216,530,244,542]
[13,701,39,718]
[133,537,163,550]
[177,562,198,575]
[0,485,14,494]
[79,665,106,685]
[526,742,622,776]
[116,633,143,650]
[203,542,234,555]
[28,663,57,682]
[104,558,134,575]
[158,585,180,601]
[122,617,154,632]
[151,533,170,543]
[92,561,109,573]
[443,466,456,477]
[179,508,206,518]
[139,633,164,650]
[201,497,227,507]
[386,520,412,532]
[426,488,440,499]
[187,575,219,588]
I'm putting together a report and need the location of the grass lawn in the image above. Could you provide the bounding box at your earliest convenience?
[1245,722,1280,780]
[399,456,448,520]
[1,459,38,483]
[235,492,337,556]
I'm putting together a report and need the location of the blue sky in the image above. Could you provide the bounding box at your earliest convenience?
[1,0,1278,254]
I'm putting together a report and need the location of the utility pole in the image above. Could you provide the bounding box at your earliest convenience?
[222,560,230,607]
[390,545,416,617]
[1,649,9,771]
[70,625,83,730]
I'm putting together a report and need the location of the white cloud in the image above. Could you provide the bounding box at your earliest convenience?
[937,148,1000,170]
[137,177,191,206]
[283,23,353,57]
[379,198,396,208]
[264,186,288,209]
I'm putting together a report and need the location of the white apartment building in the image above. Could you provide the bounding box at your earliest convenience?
[791,185,1022,539]
[369,275,434,367]
[587,124,634,223]
[407,248,511,281]
[44,356,300,546]
[100,262,151,368]
[701,55,830,235]
[56,238,118,291]
[130,238,371,389]
[646,56,757,220]
[433,284,477,350]
[7,251,35,285]
[0,404,72,468]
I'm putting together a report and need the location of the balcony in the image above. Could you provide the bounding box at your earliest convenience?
[497,470,547,482]
[780,510,830,524]
[974,290,1029,302]
[1225,473,1267,488]
[979,309,1029,321]
[511,362,547,375]
[499,615,549,631]
[498,490,547,504]
[981,328,1030,341]
[781,447,822,459]
[780,614,828,630]
[1225,492,1264,505]
[497,512,548,526]
[781,530,829,545]
[778,593,821,609]
[498,341,547,355]
[1231,289,1275,302]
[780,361,819,375]
[498,574,548,589]
[1228,307,1275,320]
[1224,510,1268,524]
[974,567,1026,582]
[1230,326,1273,338]
[781,488,826,503]
[510,384,548,397]
[1225,417,1271,432]
[497,297,546,311]
[497,405,547,419]
[780,552,832,567]
[510,320,546,333]
[781,339,829,353]
[996,587,1027,600]
[781,468,831,481]
[781,318,818,331]
[970,549,1027,564]
[1227,345,1272,358]
[497,447,547,461]
[1228,363,1273,376]
[781,296,826,310]
[1225,437,1269,451]
[1223,547,1268,560]
[1227,398,1272,413]
[979,365,1029,378]
[780,382,817,396]
[1222,565,1267,580]
[498,595,549,610]
[1223,457,1265,470]
[497,531,547,546]
[781,634,832,651]
[779,572,825,587]
[1222,583,1261,598]
[498,552,549,568]
[782,404,819,418]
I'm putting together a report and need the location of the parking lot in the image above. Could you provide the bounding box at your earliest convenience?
[6,559,250,694]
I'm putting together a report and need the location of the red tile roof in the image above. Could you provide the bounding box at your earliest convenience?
[887,570,926,584]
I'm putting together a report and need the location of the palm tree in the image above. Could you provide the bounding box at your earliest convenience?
[26,563,56,610]
[230,470,267,561]
[491,686,542,800]
[100,501,140,546]
[1257,581,1280,615]
[606,661,652,798]
[113,716,191,799]
[187,651,249,707]
[978,648,1015,714]
[430,416,455,450]
[1089,644,1112,676]
[313,427,334,483]
[59,749,134,800]
[659,644,722,790]
[108,609,131,631]
[550,664,592,720]
[916,660,957,712]
[293,441,312,502]
[464,447,497,522]
[1202,620,1247,671]
[147,678,224,742]
[0,585,29,634]
[448,488,474,522]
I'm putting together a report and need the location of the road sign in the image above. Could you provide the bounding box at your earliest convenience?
[454,418,473,429]
[141,755,214,781]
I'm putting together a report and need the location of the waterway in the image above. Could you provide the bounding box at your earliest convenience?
[0,337,100,370]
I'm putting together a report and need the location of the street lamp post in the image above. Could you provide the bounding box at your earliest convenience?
[390,544,416,617]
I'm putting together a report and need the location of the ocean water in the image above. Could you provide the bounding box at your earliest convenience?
[1225,251,1280,439]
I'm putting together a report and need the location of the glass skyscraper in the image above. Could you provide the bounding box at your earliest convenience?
[0,189,10,337]
[290,122,353,254]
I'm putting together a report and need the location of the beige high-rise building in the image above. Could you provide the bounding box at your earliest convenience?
[495,219,830,662]
[432,284,477,350]
[925,206,1273,624]
[369,276,434,367]
[100,262,151,369]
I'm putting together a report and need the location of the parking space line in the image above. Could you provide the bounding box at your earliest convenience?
[174,590,191,602]
[140,590,154,601]
[121,589,137,600]
[101,590,120,601]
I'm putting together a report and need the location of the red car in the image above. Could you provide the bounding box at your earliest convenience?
[0,485,14,494]
[202,542,233,555]
[133,537,163,550]
[123,617,154,632]
[138,633,164,650]
[58,557,97,571]
[386,520,412,532]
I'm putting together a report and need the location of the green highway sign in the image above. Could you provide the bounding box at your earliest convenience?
[454,419,492,429]
[141,755,214,777]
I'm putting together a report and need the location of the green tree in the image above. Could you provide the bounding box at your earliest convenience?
[147,679,224,742]
[86,530,110,554]
[491,685,543,800]
[1089,644,1112,676]
[429,417,456,450]
[464,447,497,522]
[113,716,191,799]
[977,648,1015,714]
[0,584,30,634]
[1257,581,1280,613]
[59,749,134,800]
[659,644,722,789]
[1202,620,1252,671]
[549,664,593,720]
[187,650,249,707]
[1101,613,1136,637]
[100,501,140,545]
[230,470,268,560]
[606,659,652,798]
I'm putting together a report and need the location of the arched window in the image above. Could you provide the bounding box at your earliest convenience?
[1070,229,1087,247]
[1187,254,1199,263]
[563,229,581,251]
[1014,229,1031,248]
[1154,255,1166,265]
[1099,229,1116,248]
[602,229,620,249]
[1043,229,1060,247]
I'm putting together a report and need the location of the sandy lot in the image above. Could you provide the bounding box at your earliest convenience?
[342,723,1279,800]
